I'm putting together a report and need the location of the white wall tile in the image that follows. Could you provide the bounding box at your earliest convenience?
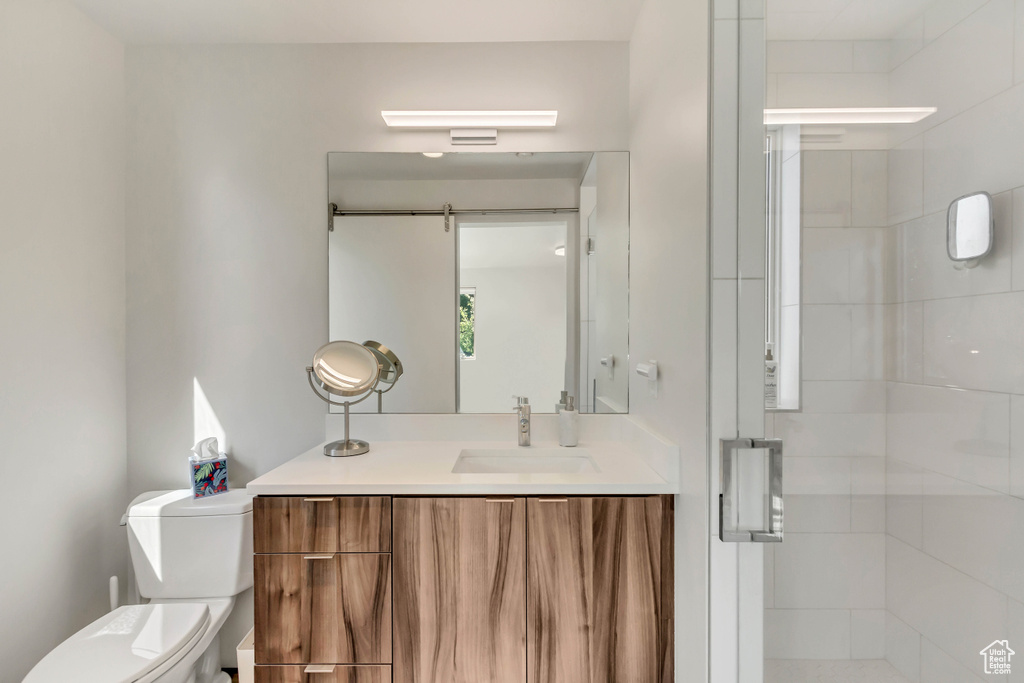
[1012,395,1024,499]
[887,536,1009,673]
[887,382,1010,493]
[922,472,1024,603]
[803,150,852,228]
[919,638,988,683]
[885,303,923,383]
[923,292,1024,394]
[785,457,852,532]
[1013,187,1024,290]
[852,151,888,227]
[852,41,890,73]
[765,543,775,608]
[803,305,852,379]
[923,83,1024,215]
[1017,0,1024,83]
[887,457,924,549]
[852,456,885,494]
[775,412,886,458]
[890,16,925,70]
[787,456,852,493]
[851,495,885,532]
[850,304,885,380]
[767,12,840,42]
[802,380,886,413]
[851,609,886,659]
[775,533,885,608]
[923,0,989,43]
[888,136,923,225]
[767,41,853,74]
[775,72,888,108]
[765,608,851,659]
[886,612,922,682]
[787,495,852,532]
[889,0,1014,146]
[1007,599,1024,681]
[804,228,886,304]
[852,456,886,531]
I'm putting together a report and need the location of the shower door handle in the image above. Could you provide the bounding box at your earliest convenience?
[719,437,784,543]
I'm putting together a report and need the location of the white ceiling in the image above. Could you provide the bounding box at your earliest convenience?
[69,0,647,44]
[766,0,932,40]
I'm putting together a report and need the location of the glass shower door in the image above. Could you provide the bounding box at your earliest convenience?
[714,1,1024,682]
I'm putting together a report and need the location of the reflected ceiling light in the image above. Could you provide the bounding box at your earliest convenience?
[421,152,444,158]
[382,110,558,128]
[764,107,937,125]
[554,245,566,256]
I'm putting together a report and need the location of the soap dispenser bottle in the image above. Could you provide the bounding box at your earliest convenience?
[556,390,569,413]
[559,395,578,447]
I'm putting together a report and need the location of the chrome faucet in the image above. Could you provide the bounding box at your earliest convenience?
[513,396,531,446]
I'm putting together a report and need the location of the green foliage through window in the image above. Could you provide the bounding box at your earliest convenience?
[459,290,475,359]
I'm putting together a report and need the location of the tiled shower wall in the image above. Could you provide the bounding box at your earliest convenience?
[764,1,1024,680]
[883,1,1024,681]
[763,40,890,661]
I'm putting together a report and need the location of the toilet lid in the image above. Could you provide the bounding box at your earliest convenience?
[25,602,210,683]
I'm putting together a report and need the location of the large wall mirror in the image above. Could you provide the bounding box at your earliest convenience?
[327,151,629,414]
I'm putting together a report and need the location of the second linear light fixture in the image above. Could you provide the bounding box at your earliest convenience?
[381,110,558,145]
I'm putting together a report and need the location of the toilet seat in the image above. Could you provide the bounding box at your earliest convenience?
[24,602,210,683]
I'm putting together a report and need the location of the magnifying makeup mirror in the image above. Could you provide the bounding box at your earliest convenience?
[307,340,381,456]
[363,340,404,413]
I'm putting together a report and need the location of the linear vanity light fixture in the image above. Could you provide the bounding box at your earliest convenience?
[764,107,937,125]
[382,110,558,146]
[381,110,558,128]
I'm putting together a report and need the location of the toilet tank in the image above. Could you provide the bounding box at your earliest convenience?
[126,489,253,600]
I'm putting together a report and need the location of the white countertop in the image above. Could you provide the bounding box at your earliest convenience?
[246,439,677,495]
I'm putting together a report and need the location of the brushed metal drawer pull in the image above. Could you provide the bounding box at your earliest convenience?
[303,555,333,561]
[537,497,569,503]
[304,664,336,674]
[303,497,334,502]
[486,497,515,503]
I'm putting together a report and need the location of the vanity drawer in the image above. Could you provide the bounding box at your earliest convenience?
[255,496,392,553]
[255,665,391,683]
[255,553,392,665]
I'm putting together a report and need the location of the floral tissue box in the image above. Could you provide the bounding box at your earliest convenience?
[190,457,229,498]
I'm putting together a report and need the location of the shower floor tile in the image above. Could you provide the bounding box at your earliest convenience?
[765,659,912,683]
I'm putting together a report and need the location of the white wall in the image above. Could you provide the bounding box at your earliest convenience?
[0,1,127,679]
[125,40,629,492]
[125,41,628,665]
[460,265,566,413]
[630,0,710,679]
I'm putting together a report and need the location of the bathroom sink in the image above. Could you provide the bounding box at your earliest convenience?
[452,448,599,474]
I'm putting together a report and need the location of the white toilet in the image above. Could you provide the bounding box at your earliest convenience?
[25,489,253,683]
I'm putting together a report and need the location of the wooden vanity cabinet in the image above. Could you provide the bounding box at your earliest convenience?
[254,494,673,683]
[392,497,527,683]
[254,665,391,683]
[254,496,392,673]
[526,496,674,683]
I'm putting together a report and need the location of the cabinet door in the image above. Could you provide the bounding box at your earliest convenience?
[527,496,674,683]
[255,497,391,554]
[255,665,391,683]
[255,554,392,665]
[393,497,526,683]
